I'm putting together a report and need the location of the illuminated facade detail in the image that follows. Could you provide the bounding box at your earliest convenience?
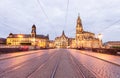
[31,24,36,37]
[7,25,49,48]
[75,14,102,48]
[6,14,102,49]
[53,14,102,49]
[55,31,69,48]
[49,40,55,48]
[69,38,76,48]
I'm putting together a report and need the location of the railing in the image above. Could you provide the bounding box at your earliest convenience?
[76,47,120,55]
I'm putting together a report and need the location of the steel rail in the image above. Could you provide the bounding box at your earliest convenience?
[0,51,55,77]
[26,51,58,78]
[50,52,61,78]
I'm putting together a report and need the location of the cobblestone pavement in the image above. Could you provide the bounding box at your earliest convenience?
[68,49,120,78]
[0,49,119,78]
[79,50,120,65]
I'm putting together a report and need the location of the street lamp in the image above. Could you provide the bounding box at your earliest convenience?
[98,34,103,40]
[18,34,23,38]
[98,33,103,48]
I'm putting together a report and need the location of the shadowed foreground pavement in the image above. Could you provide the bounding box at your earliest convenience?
[0,49,120,78]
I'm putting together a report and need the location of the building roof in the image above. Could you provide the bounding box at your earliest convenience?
[55,31,68,40]
[105,41,120,44]
[36,35,49,39]
[32,24,36,28]
[7,34,48,39]
[0,38,6,43]
[83,31,95,35]
[8,34,31,38]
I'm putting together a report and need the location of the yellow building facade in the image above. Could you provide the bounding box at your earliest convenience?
[53,14,102,49]
[55,31,69,48]
[74,15,102,48]
[7,25,49,48]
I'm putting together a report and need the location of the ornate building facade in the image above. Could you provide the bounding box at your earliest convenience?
[74,15,102,48]
[53,15,102,49]
[6,14,102,49]
[7,25,49,48]
[55,31,69,48]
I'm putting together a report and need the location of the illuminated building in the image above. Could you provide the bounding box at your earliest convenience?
[69,38,76,48]
[55,31,69,48]
[75,14,102,48]
[54,14,102,49]
[7,25,49,48]
[49,40,55,48]
[6,14,102,49]
[104,41,120,48]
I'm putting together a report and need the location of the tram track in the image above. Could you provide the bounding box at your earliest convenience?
[0,50,57,77]
[26,51,61,78]
[0,50,44,61]
[67,52,98,78]
[1,49,117,78]
[50,52,61,78]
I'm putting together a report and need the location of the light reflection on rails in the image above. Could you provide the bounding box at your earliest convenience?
[27,51,60,78]
[67,52,99,78]
[0,51,44,61]
[0,51,56,77]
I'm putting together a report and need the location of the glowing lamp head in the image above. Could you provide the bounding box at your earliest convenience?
[18,34,23,38]
[98,34,103,40]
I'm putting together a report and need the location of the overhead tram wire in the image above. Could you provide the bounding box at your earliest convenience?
[99,18,120,33]
[64,0,69,27]
[0,21,22,33]
[63,0,70,37]
[36,0,63,37]
[37,0,62,27]
[0,23,22,37]
[81,1,120,33]
[37,0,49,20]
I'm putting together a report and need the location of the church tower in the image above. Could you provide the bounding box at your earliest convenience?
[62,30,65,36]
[76,14,83,34]
[76,14,84,41]
[31,24,36,37]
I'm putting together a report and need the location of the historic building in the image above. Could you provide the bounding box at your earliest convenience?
[69,38,76,48]
[104,41,120,48]
[49,40,55,48]
[55,31,69,48]
[53,15,102,49]
[7,25,49,48]
[74,15,102,48]
[0,38,6,45]
[6,14,102,49]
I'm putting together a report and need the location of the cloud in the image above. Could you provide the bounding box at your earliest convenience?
[0,0,120,42]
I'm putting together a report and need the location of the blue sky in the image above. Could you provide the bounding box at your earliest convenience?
[0,0,120,42]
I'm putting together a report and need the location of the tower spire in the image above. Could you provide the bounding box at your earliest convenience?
[62,30,65,35]
[77,13,81,24]
[76,14,83,34]
[31,24,36,37]
[78,13,80,16]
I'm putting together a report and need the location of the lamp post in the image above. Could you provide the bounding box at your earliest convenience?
[98,33,103,48]
[98,34,102,40]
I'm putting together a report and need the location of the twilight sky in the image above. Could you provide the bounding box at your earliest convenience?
[0,0,120,42]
